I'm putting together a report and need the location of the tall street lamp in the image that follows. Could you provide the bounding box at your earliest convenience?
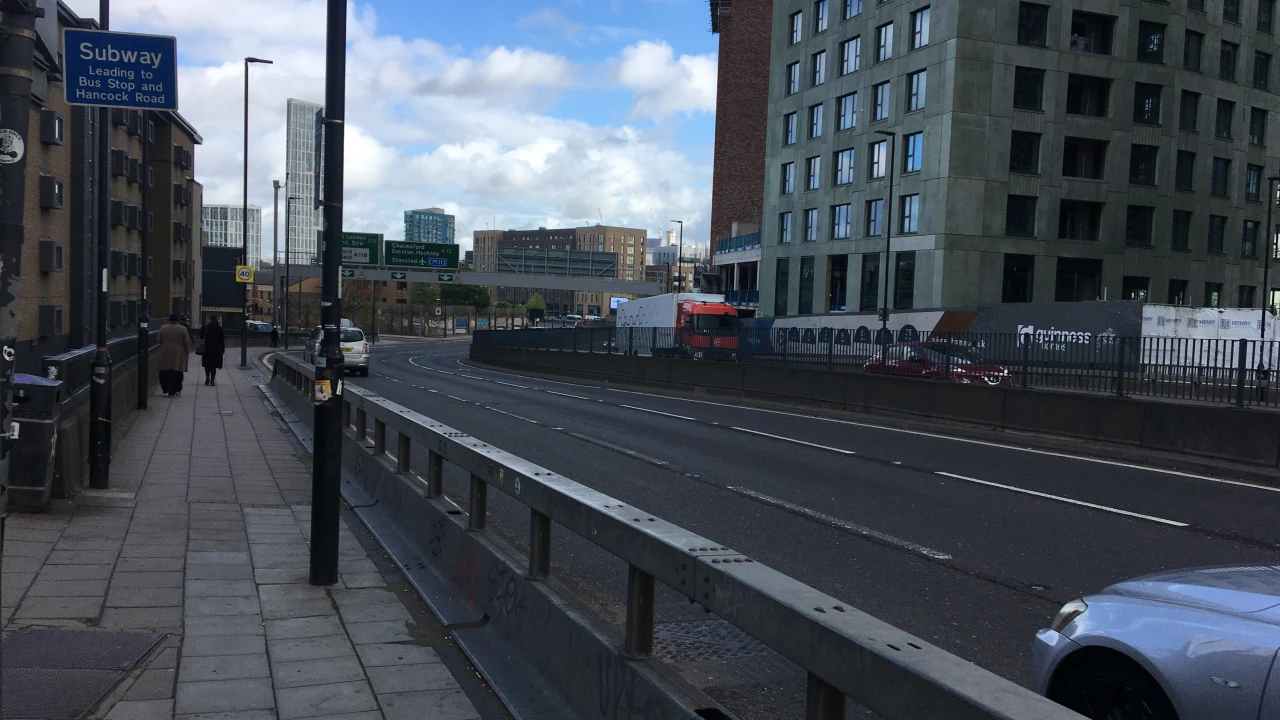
[671,220,683,292]
[242,56,273,367]
[1263,175,1280,339]
[272,179,281,336]
[284,194,303,349]
[874,130,897,361]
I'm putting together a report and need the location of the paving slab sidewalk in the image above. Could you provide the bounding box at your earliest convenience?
[1,354,502,720]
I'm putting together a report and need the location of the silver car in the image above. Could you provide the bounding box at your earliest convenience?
[1033,565,1280,719]
[302,326,370,376]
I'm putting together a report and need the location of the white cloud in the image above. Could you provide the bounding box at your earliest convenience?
[517,9,584,39]
[60,0,715,258]
[615,41,717,120]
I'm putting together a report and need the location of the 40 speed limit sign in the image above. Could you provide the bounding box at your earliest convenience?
[235,265,255,283]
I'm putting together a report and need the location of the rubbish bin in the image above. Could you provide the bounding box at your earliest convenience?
[8,373,63,510]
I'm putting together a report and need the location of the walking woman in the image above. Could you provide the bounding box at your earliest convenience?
[202,316,226,386]
[157,313,193,397]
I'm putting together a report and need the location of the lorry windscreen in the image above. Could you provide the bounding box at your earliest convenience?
[692,314,740,331]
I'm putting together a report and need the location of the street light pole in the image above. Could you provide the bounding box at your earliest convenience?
[1263,176,1280,339]
[875,130,897,355]
[671,220,683,292]
[242,56,273,367]
[272,179,281,335]
[89,0,113,489]
[285,195,298,349]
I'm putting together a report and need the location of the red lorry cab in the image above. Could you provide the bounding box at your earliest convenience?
[677,301,741,356]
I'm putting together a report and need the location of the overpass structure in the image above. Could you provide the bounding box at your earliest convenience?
[271,266,664,295]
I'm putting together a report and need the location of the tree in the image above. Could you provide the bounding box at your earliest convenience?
[408,282,439,305]
[525,293,546,311]
[494,301,513,308]
[441,284,491,311]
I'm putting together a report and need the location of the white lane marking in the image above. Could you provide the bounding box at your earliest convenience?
[731,427,856,455]
[444,394,467,402]
[485,406,540,424]
[460,360,1280,493]
[935,472,1189,528]
[457,358,598,389]
[620,405,697,422]
[546,391,590,400]
[729,486,952,560]
[493,381,529,389]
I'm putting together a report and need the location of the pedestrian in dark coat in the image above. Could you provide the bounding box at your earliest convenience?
[201,316,226,386]
[270,325,280,348]
[157,314,193,397]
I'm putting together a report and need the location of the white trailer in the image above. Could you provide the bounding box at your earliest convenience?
[616,293,728,355]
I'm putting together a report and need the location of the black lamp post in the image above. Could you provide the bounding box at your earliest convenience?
[874,130,897,360]
[241,56,273,367]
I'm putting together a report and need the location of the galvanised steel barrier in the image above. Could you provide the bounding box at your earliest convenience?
[272,353,1083,720]
[477,327,1280,408]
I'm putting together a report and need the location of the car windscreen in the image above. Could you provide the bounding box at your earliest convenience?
[692,314,740,331]
[339,329,365,343]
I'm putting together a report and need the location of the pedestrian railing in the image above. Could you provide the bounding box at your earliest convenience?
[271,354,1083,719]
[43,331,160,405]
[475,328,1280,408]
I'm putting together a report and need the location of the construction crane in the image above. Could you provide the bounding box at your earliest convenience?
[598,208,604,226]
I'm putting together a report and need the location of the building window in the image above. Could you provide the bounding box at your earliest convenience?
[910,7,931,49]
[1212,157,1231,196]
[1176,150,1196,191]
[840,37,861,74]
[1133,83,1161,125]
[1221,41,1239,81]
[860,254,880,311]
[906,70,926,112]
[784,112,798,145]
[835,148,855,184]
[903,131,923,173]
[1059,200,1103,241]
[1062,137,1107,178]
[870,139,888,178]
[1250,107,1267,145]
[806,156,821,190]
[799,256,815,314]
[775,258,790,316]
[1206,282,1223,307]
[1180,90,1200,131]
[1006,195,1037,237]
[804,208,819,241]
[1066,75,1110,117]
[1018,3,1049,46]
[1240,285,1257,307]
[1013,67,1045,111]
[866,199,884,236]
[812,51,827,86]
[1208,215,1227,253]
[1129,144,1158,185]
[780,212,793,243]
[1056,258,1104,301]
[900,195,920,233]
[1137,22,1165,63]
[1225,0,1241,22]
[790,11,803,44]
[894,252,916,309]
[815,0,829,32]
[832,203,851,239]
[1263,0,1276,32]
[1122,276,1151,302]
[873,81,890,121]
[1243,220,1261,257]
[781,162,795,194]
[1010,131,1040,174]
[1003,255,1035,302]
[787,62,800,95]
[1190,0,1205,11]
[1216,99,1235,138]
[844,0,862,20]
[1168,279,1189,305]
[809,103,824,138]
[1172,210,1192,250]
[837,92,857,130]
[1070,11,1114,55]
[1247,164,1263,201]
[876,22,893,62]
[1184,30,1204,71]
[1125,205,1155,246]
[1256,52,1272,89]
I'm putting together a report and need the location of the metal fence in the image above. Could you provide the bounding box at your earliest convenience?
[475,327,1280,408]
[272,353,1083,719]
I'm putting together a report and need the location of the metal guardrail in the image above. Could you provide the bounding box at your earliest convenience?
[271,354,1083,719]
[43,331,160,403]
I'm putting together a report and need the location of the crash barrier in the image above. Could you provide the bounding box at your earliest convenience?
[470,344,1280,470]
[476,327,1280,409]
[271,353,1083,720]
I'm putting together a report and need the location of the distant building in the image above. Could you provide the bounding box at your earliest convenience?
[202,205,263,267]
[285,98,323,265]
[404,207,456,244]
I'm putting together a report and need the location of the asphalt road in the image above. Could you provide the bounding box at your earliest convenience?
[345,338,1280,719]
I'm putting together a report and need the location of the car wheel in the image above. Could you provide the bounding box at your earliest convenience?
[1049,653,1178,720]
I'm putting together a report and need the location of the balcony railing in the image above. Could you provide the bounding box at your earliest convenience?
[714,232,762,255]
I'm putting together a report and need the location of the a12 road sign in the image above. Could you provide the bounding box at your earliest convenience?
[384,241,459,270]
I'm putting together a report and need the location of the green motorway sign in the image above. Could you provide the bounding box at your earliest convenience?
[342,232,381,265]
[385,241,459,270]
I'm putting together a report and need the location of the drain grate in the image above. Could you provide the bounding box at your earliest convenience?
[1,629,162,719]
[653,619,776,663]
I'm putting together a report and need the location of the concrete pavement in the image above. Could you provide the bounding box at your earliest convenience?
[1,352,504,720]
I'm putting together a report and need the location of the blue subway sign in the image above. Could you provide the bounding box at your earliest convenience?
[63,29,178,111]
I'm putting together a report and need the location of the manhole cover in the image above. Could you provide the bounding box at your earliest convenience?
[2,629,161,719]
[653,619,775,663]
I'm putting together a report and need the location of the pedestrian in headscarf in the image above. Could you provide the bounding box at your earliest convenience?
[157,313,193,397]
[201,316,226,386]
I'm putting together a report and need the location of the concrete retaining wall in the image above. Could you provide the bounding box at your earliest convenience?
[470,346,1280,469]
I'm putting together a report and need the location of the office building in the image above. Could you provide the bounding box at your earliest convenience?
[761,0,1280,317]
[285,98,323,265]
[404,207,456,244]
[202,205,263,267]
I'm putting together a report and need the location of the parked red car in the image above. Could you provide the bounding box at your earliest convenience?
[862,342,1013,386]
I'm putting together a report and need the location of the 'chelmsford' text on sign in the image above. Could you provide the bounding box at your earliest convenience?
[63,29,179,111]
